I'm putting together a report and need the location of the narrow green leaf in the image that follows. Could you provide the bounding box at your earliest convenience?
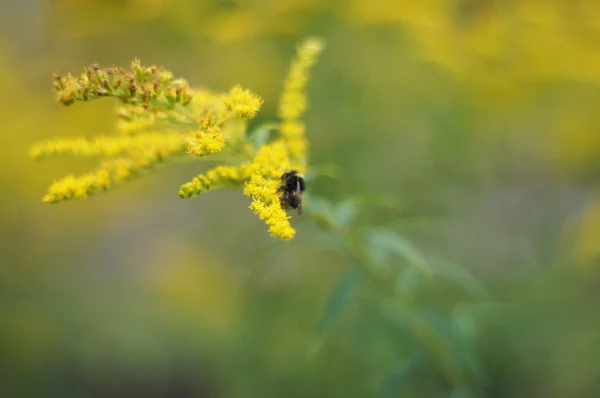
[449,388,477,398]
[363,228,431,273]
[331,198,359,229]
[310,267,364,354]
[422,309,485,386]
[430,259,489,300]
[305,194,336,229]
[380,353,424,398]
[397,264,423,295]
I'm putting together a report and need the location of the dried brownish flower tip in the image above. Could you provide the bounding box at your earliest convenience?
[53,59,194,109]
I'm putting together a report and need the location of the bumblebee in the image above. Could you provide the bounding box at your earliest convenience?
[277,170,306,215]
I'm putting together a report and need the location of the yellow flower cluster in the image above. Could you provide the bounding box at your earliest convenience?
[183,85,263,157]
[35,38,324,240]
[43,158,136,203]
[53,58,193,107]
[35,57,267,204]
[178,140,298,240]
[244,141,298,240]
[278,37,325,162]
[179,165,250,199]
[40,138,184,204]
[224,85,264,119]
[30,132,183,159]
[183,123,226,157]
[177,38,324,240]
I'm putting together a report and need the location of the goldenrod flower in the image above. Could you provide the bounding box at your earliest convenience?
[53,59,194,108]
[42,158,136,203]
[278,37,325,162]
[183,125,226,157]
[30,132,184,159]
[183,87,262,157]
[41,149,174,204]
[243,141,299,240]
[43,171,111,204]
[179,165,250,199]
[179,140,300,240]
[223,85,264,119]
[34,38,324,240]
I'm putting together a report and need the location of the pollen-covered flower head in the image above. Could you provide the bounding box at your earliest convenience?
[33,37,324,241]
[243,141,300,240]
[223,85,264,119]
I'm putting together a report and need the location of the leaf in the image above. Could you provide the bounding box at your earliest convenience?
[380,353,425,398]
[304,194,336,229]
[305,194,361,231]
[421,309,485,386]
[396,264,423,296]
[384,301,472,388]
[247,123,278,150]
[331,198,360,229]
[449,388,477,398]
[430,259,489,300]
[310,267,364,354]
[363,228,431,273]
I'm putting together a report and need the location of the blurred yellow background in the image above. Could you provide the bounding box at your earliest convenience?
[2,1,600,397]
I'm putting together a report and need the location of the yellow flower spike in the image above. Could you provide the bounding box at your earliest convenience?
[181,85,261,158]
[242,141,298,240]
[178,165,248,199]
[277,37,325,163]
[223,85,263,119]
[43,170,113,204]
[280,121,306,139]
[30,132,185,159]
[42,156,154,204]
[249,140,294,177]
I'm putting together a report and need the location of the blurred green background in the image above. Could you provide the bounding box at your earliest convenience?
[2,0,600,397]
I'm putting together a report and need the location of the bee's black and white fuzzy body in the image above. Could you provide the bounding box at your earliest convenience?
[277,170,306,215]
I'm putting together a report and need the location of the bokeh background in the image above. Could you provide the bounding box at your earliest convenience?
[2,0,600,397]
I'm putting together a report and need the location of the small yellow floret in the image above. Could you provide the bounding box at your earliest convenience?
[223,85,263,119]
[183,125,226,157]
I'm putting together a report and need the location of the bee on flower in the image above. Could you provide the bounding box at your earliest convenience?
[32,37,325,240]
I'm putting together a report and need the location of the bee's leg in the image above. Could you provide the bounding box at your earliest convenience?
[276,186,285,202]
[278,190,288,210]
